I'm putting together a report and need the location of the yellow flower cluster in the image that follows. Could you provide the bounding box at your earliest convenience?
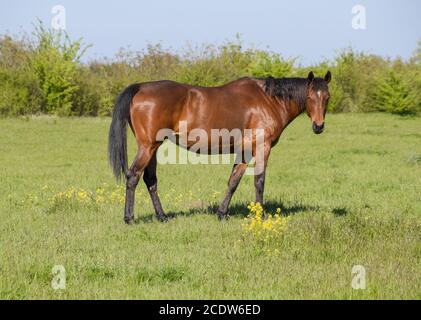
[51,186,92,204]
[11,182,224,211]
[50,184,126,205]
[242,202,291,255]
[105,184,126,205]
[49,185,215,207]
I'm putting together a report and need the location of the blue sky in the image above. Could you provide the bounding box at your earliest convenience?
[1,0,420,65]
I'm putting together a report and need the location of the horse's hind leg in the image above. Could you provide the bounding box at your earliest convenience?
[143,151,167,222]
[124,146,154,224]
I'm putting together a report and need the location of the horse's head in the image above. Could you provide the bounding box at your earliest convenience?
[305,71,331,134]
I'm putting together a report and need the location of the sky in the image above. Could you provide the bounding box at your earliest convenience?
[1,0,420,65]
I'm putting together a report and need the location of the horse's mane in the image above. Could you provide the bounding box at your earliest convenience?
[262,76,328,112]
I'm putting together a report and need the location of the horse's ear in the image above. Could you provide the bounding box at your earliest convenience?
[324,70,332,83]
[307,71,315,86]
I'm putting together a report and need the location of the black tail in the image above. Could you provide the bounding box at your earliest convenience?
[108,83,140,181]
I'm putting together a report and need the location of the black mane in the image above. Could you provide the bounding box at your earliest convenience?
[262,76,328,112]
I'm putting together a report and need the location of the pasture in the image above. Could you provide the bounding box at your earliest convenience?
[0,113,420,299]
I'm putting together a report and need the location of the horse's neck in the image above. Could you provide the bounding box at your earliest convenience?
[281,99,305,127]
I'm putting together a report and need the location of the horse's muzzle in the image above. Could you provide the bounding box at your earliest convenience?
[312,122,324,134]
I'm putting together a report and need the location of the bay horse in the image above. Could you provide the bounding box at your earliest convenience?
[108,71,331,224]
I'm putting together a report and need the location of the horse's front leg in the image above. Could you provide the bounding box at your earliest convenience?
[254,172,265,205]
[217,159,248,220]
[253,144,271,218]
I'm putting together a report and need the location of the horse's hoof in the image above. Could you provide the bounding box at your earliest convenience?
[157,215,168,223]
[124,218,135,225]
[217,210,229,220]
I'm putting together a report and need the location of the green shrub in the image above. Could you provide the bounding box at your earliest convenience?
[247,50,294,78]
[330,50,359,112]
[72,68,101,116]
[369,69,417,115]
[31,24,90,116]
[407,43,421,114]
[136,44,181,81]
[176,40,252,86]
[0,80,29,115]
[0,36,42,115]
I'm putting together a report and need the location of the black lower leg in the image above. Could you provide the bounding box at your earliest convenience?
[145,180,167,222]
[143,156,167,222]
[124,173,140,224]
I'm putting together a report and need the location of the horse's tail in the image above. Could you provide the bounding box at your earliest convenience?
[108,83,140,181]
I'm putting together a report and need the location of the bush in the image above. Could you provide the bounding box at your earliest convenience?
[176,39,252,86]
[407,42,421,113]
[247,50,294,78]
[72,67,101,116]
[0,36,42,115]
[0,81,29,115]
[31,24,90,116]
[369,69,417,115]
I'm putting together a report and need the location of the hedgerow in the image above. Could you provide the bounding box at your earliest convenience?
[0,23,420,116]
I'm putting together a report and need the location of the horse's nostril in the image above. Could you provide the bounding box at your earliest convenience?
[312,122,323,130]
[312,122,324,134]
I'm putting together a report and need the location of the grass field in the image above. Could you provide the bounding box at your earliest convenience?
[0,113,420,299]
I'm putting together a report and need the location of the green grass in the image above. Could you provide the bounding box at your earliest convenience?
[0,113,420,299]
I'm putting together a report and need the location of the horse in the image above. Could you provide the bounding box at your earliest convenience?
[108,71,331,224]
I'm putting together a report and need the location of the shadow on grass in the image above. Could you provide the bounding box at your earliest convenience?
[331,207,349,217]
[134,199,321,224]
[135,207,206,224]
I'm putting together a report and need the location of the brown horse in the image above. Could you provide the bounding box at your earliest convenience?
[108,71,331,224]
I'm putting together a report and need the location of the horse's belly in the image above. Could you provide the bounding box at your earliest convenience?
[170,131,244,155]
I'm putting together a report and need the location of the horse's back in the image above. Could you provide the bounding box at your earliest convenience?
[129,78,267,145]
[131,77,263,118]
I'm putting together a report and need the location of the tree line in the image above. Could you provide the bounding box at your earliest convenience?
[1,24,420,117]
